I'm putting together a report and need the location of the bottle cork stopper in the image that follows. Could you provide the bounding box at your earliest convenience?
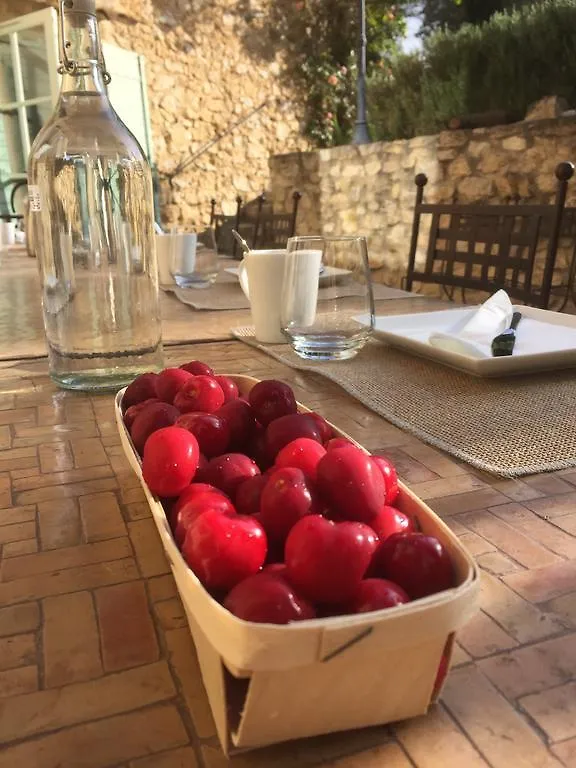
[63,0,97,15]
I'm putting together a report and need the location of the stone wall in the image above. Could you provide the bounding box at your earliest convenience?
[1,0,308,227]
[270,117,576,288]
[269,150,320,239]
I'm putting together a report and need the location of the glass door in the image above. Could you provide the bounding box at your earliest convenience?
[103,43,154,163]
[0,8,154,218]
[0,7,58,217]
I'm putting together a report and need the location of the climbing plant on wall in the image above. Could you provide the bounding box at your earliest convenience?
[264,0,406,146]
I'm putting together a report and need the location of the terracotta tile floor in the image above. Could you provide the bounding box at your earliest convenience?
[0,343,574,767]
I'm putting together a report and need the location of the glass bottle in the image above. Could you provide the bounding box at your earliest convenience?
[27,0,163,391]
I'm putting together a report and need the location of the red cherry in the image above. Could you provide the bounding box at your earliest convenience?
[372,455,399,505]
[246,427,274,471]
[130,401,180,455]
[202,453,261,498]
[196,453,209,479]
[248,379,297,426]
[172,482,227,518]
[265,413,322,460]
[370,505,415,542]
[123,398,159,430]
[182,510,267,591]
[325,437,353,451]
[432,651,450,698]
[224,573,315,624]
[306,412,334,443]
[217,399,257,449]
[259,467,314,543]
[156,368,194,404]
[235,475,267,516]
[123,372,158,409]
[142,426,200,497]
[176,412,230,458]
[263,539,286,566]
[345,578,410,614]
[316,603,347,619]
[214,375,239,403]
[180,360,214,376]
[275,437,327,481]
[372,533,454,599]
[316,445,385,523]
[285,516,378,603]
[262,563,289,578]
[174,375,225,414]
[174,490,236,547]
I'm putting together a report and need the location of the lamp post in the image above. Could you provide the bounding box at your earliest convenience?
[352,0,372,144]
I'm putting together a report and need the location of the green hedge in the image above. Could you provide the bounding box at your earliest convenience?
[368,0,576,141]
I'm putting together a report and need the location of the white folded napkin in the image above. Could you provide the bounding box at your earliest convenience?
[428,290,514,358]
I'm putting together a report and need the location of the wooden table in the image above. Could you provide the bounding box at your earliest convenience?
[0,254,442,359]
[0,258,574,768]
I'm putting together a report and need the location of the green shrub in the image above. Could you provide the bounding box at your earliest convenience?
[369,0,576,141]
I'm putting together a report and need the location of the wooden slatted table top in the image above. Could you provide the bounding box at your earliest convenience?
[0,337,573,768]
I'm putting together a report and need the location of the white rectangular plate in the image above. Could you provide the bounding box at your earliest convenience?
[356,305,576,377]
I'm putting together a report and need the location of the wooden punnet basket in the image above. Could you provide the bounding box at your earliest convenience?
[115,375,479,755]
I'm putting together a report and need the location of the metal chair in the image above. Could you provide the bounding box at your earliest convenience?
[0,178,26,222]
[210,191,302,258]
[405,161,574,310]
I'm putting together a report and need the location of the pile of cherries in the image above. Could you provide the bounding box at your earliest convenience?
[122,362,454,625]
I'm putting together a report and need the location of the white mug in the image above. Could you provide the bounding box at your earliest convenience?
[156,234,198,285]
[239,249,286,343]
[155,234,173,285]
[60,232,76,292]
[0,221,15,247]
[171,233,197,275]
[171,233,202,288]
[238,248,321,344]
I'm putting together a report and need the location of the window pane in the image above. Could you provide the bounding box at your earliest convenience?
[0,107,24,175]
[18,26,50,101]
[26,99,51,144]
[0,36,16,104]
[104,44,151,160]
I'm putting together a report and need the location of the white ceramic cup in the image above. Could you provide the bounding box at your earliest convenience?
[0,221,15,247]
[155,234,173,285]
[60,232,76,292]
[238,248,321,344]
[171,233,197,282]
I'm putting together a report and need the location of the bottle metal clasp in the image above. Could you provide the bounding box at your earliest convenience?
[57,0,112,85]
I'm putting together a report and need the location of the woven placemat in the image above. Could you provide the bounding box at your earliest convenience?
[164,277,413,311]
[232,327,576,477]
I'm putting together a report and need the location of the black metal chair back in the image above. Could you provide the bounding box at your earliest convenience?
[210,191,301,258]
[405,161,574,309]
[0,178,26,222]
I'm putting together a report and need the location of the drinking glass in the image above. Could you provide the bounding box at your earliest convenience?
[281,235,375,360]
[170,227,218,288]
